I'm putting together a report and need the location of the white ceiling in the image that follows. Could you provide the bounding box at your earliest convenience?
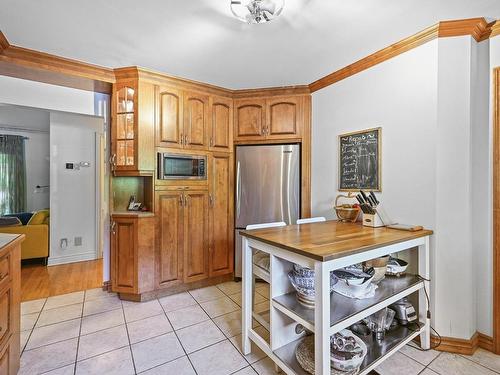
[0,0,499,89]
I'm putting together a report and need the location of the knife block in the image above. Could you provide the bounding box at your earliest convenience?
[362,212,385,227]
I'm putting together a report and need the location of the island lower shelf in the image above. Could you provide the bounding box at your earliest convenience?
[272,322,425,375]
[272,274,424,334]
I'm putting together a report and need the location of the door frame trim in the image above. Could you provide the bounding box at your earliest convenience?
[493,67,500,354]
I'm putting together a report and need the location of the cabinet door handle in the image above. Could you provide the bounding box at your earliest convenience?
[109,154,116,171]
[179,195,183,206]
[210,138,214,147]
[184,195,188,206]
[184,135,188,145]
[209,194,214,207]
[110,221,116,235]
[179,133,183,145]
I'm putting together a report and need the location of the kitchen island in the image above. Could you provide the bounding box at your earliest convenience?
[240,220,433,375]
[0,233,23,375]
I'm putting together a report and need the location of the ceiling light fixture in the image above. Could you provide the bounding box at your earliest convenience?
[230,0,285,24]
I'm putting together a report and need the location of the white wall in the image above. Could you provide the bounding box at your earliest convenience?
[312,39,439,325]
[312,37,493,339]
[312,40,438,227]
[0,129,50,212]
[435,36,477,339]
[471,39,492,336]
[49,112,103,265]
[0,76,111,280]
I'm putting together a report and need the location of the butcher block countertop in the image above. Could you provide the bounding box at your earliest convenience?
[239,221,433,262]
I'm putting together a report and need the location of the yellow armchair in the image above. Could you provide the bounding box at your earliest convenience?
[0,210,49,262]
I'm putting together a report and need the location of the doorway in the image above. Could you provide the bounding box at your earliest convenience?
[0,103,106,301]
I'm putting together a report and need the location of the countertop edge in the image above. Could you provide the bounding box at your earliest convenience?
[0,233,25,252]
[239,227,433,262]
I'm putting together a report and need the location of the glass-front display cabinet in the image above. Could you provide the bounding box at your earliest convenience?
[112,84,137,172]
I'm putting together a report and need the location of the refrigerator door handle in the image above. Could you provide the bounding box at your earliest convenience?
[282,148,292,224]
[236,161,241,219]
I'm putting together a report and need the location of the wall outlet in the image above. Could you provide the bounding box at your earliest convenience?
[74,237,82,246]
[60,238,68,249]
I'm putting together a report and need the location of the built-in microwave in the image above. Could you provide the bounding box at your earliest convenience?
[157,153,207,180]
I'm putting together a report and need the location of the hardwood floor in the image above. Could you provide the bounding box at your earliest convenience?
[21,259,103,301]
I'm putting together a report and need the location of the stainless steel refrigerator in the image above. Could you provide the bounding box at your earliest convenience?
[234,144,300,277]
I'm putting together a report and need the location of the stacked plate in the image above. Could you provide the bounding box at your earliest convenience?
[288,264,337,308]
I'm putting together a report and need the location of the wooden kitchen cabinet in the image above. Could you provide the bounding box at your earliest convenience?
[234,98,266,140]
[183,191,210,282]
[156,88,212,151]
[155,189,209,286]
[209,153,234,277]
[266,96,302,139]
[111,80,155,175]
[210,96,233,152]
[0,234,22,375]
[156,86,183,149]
[234,96,304,141]
[111,214,155,294]
[155,191,184,288]
[184,92,209,150]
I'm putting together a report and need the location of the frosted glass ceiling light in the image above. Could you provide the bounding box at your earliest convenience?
[231,0,285,24]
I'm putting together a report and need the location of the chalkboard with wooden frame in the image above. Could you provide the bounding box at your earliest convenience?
[338,127,381,192]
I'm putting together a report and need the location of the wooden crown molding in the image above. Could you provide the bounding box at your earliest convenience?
[118,66,234,97]
[309,24,438,92]
[309,17,499,93]
[438,17,490,42]
[0,31,10,53]
[1,45,115,82]
[490,20,500,39]
[1,17,499,96]
[114,66,310,98]
[233,85,311,98]
[0,32,114,94]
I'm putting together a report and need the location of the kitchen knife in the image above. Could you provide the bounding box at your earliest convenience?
[367,195,377,207]
[369,191,379,205]
[360,190,370,205]
[355,195,364,205]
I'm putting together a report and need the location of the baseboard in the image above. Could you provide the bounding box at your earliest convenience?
[478,332,494,352]
[47,251,97,266]
[430,331,494,355]
[431,332,478,355]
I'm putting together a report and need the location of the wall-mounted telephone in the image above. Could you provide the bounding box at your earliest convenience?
[127,195,143,211]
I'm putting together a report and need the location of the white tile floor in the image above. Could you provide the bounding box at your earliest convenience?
[19,282,500,375]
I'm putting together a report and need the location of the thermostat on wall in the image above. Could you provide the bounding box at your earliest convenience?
[65,163,74,169]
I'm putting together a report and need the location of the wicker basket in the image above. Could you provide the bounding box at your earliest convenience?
[334,194,361,223]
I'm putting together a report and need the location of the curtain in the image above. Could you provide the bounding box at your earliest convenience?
[0,135,26,215]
